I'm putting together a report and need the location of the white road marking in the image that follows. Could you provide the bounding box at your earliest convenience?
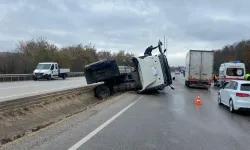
[68,96,143,150]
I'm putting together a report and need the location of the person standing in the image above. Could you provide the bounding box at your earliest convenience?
[245,73,250,80]
[144,45,159,56]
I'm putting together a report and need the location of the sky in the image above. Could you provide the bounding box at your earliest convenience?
[1,0,250,66]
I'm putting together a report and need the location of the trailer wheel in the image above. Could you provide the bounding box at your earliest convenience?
[94,85,111,100]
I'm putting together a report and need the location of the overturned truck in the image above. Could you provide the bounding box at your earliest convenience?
[84,40,175,99]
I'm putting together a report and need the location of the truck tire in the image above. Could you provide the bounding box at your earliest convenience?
[94,85,111,100]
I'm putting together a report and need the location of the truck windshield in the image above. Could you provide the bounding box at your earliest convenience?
[36,64,51,69]
[226,68,244,76]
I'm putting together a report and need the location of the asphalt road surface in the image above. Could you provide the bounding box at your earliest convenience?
[2,74,250,150]
[0,77,87,102]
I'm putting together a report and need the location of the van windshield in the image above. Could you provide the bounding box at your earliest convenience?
[226,68,244,76]
[36,64,51,69]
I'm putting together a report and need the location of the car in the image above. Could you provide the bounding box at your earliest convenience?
[175,70,180,74]
[218,80,250,112]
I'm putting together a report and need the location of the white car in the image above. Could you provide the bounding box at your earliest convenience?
[218,80,250,112]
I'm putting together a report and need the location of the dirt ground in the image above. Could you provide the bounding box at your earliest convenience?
[0,89,121,146]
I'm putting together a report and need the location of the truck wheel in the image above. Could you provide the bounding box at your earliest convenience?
[94,85,111,100]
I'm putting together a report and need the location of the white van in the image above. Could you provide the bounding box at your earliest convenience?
[217,61,245,87]
[33,62,70,80]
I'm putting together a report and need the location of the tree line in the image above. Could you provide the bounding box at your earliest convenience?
[213,40,250,73]
[1,37,250,74]
[0,38,134,74]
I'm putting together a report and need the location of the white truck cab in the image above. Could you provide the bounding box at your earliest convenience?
[217,60,245,87]
[33,62,70,80]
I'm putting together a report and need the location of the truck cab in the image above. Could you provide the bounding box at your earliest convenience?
[217,61,245,87]
[131,44,173,93]
[33,62,70,80]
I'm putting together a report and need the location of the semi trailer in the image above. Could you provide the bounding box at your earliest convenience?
[185,50,214,88]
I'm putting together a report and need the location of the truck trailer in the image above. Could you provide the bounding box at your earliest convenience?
[185,50,214,89]
[84,40,175,99]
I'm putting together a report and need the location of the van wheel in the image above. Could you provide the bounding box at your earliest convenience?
[47,75,51,80]
[62,74,66,79]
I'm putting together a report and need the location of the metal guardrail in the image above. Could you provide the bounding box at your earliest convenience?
[0,72,84,82]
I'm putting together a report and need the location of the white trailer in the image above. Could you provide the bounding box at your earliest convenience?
[33,62,70,80]
[185,50,214,88]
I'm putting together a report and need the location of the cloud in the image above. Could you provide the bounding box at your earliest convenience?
[0,0,250,66]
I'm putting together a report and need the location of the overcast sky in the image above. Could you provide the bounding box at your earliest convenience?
[1,0,250,66]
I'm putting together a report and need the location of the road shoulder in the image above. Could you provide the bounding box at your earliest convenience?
[1,92,140,150]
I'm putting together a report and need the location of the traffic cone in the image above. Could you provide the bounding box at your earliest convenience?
[194,94,201,105]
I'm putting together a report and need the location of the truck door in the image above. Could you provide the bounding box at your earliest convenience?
[190,51,202,80]
[50,64,58,77]
[201,52,213,81]
[54,63,59,76]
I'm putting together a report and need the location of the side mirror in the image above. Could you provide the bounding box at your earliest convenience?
[164,49,166,53]
[173,77,175,80]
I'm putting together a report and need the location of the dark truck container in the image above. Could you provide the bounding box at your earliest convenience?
[84,60,121,84]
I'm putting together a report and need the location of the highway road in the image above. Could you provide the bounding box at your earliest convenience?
[2,74,250,150]
[0,77,87,102]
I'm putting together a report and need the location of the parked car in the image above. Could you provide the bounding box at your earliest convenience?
[218,80,250,112]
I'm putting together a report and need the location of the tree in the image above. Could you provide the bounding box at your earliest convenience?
[0,37,135,74]
[214,39,250,73]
